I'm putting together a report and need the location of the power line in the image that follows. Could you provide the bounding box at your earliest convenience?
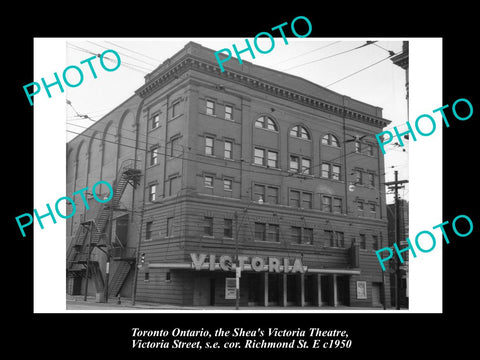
[66,43,149,74]
[272,41,342,66]
[281,41,377,71]
[325,54,395,88]
[86,41,156,70]
[104,40,163,63]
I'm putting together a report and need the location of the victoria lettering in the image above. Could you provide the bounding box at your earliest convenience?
[190,253,306,273]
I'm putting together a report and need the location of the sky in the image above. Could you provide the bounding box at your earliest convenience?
[63,37,409,203]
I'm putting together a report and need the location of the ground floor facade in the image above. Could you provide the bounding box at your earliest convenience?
[134,255,390,309]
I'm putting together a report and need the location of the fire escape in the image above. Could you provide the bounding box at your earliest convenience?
[66,160,142,298]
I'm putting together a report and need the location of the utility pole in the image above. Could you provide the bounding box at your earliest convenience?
[385,170,408,310]
[234,211,240,310]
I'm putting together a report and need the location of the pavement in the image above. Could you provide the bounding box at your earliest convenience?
[66,295,400,311]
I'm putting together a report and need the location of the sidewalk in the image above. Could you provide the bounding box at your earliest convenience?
[66,295,400,311]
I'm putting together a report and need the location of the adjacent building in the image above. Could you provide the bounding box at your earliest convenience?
[66,41,393,308]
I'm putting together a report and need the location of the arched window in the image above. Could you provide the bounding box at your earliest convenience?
[255,115,278,132]
[290,125,311,140]
[322,133,340,147]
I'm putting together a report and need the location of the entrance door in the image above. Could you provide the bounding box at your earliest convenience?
[193,277,210,306]
[304,275,315,305]
[247,274,261,306]
[337,276,350,306]
[321,275,330,305]
[268,274,280,305]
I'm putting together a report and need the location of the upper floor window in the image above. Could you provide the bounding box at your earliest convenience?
[205,136,214,156]
[150,147,159,166]
[366,144,374,156]
[290,155,311,174]
[206,100,215,116]
[151,114,160,129]
[148,184,157,202]
[170,136,181,157]
[225,105,233,120]
[172,101,181,117]
[355,141,361,153]
[224,140,233,159]
[290,125,311,140]
[204,216,213,236]
[322,133,340,147]
[145,221,153,241]
[255,116,278,132]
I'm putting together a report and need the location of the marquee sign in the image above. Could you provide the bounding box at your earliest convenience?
[190,253,306,273]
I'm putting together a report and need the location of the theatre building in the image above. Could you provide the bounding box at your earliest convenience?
[66,41,392,308]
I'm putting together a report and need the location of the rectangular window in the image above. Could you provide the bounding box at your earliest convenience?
[254,147,265,166]
[337,232,345,247]
[368,172,375,187]
[355,170,363,185]
[170,136,180,157]
[289,190,300,208]
[332,165,341,180]
[205,136,214,156]
[206,100,215,115]
[367,144,374,156]
[148,184,157,202]
[372,235,379,250]
[204,217,213,236]
[224,140,232,159]
[267,224,280,242]
[321,163,330,178]
[302,192,313,209]
[204,175,213,188]
[357,201,364,211]
[301,158,311,174]
[255,222,266,241]
[303,228,313,245]
[168,176,180,196]
[224,218,233,238]
[225,105,233,120]
[172,101,180,117]
[266,186,279,204]
[166,217,174,237]
[360,234,366,249]
[325,230,334,247]
[150,147,159,166]
[253,184,265,203]
[333,197,342,213]
[151,114,160,129]
[223,178,233,191]
[145,221,153,240]
[290,155,299,172]
[369,202,376,212]
[355,141,361,153]
[267,150,278,168]
[322,195,332,212]
[291,226,302,244]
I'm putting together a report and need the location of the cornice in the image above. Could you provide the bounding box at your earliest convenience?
[135,55,391,128]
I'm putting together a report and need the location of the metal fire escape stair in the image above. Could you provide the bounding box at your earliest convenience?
[66,161,142,293]
[108,261,133,297]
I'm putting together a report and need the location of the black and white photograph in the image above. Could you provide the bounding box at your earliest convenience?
[59,38,412,311]
[10,8,479,357]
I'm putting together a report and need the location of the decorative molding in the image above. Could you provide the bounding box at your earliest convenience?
[136,55,391,128]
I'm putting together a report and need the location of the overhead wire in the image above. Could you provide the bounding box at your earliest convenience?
[281,41,377,71]
[325,53,396,88]
[271,41,342,66]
